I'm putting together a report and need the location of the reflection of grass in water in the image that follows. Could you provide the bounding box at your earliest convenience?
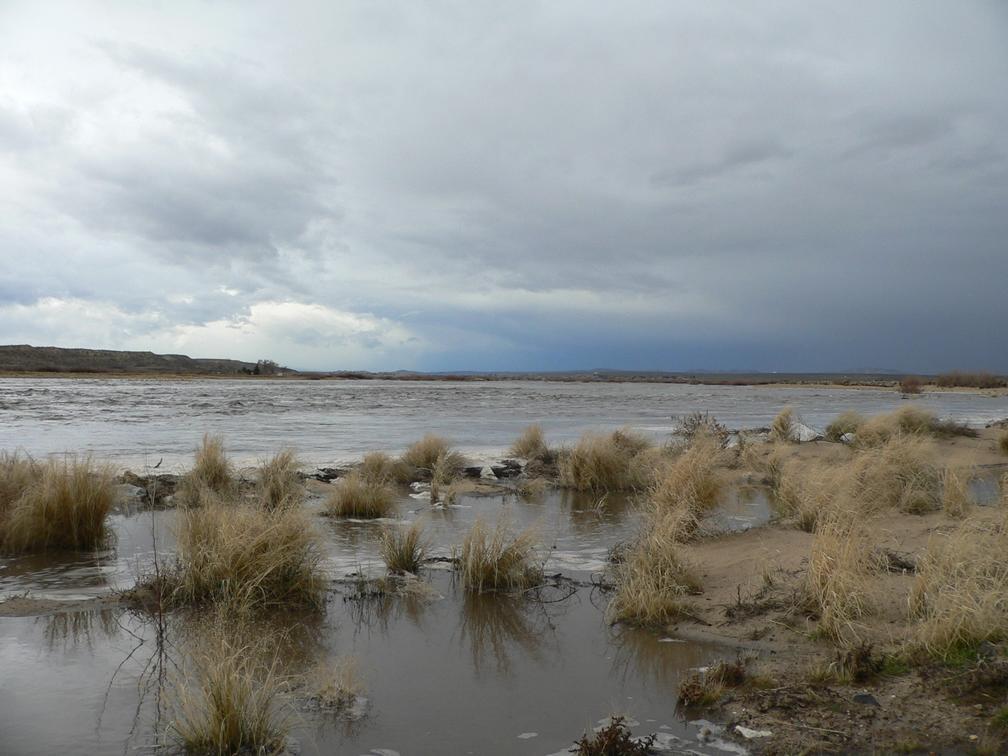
[40,606,120,651]
[560,489,638,534]
[460,592,561,677]
[608,627,717,692]
[342,576,432,633]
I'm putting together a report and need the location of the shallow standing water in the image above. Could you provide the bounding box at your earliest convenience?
[2,377,1006,470]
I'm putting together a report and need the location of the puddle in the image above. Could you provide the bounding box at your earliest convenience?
[0,487,771,754]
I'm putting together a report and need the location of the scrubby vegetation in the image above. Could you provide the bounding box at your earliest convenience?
[256,449,303,510]
[324,471,395,518]
[999,430,1008,455]
[1,455,115,553]
[303,657,362,712]
[573,715,656,755]
[899,376,923,394]
[649,432,722,538]
[358,451,412,485]
[458,518,542,593]
[175,434,237,508]
[941,468,972,518]
[380,521,427,574]
[160,503,325,611]
[674,411,729,447]
[936,371,1006,389]
[558,429,655,492]
[825,411,865,442]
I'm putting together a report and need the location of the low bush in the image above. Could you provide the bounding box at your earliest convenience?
[899,376,923,394]
[573,715,656,756]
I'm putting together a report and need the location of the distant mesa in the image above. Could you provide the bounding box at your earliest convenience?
[0,344,292,376]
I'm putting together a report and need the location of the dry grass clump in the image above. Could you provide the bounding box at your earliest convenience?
[256,449,303,510]
[899,375,924,394]
[803,508,880,643]
[458,518,542,593]
[558,430,655,492]
[509,424,552,461]
[941,469,972,518]
[677,659,748,707]
[379,521,427,574]
[609,508,701,626]
[1,456,115,554]
[854,406,976,447]
[773,460,839,532]
[358,451,412,485]
[844,435,940,514]
[573,715,656,755]
[175,434,237,508]
[675,411,730,447]
[998,431,1008,456]
[648,433,722,538]
[825,411,865,442]
[303,657,362,712]
[167,503,325,610]
[171,624,289,755]
[769,407,795,443]
[908,516,1008,659]
[401,434,465,476]
[0,452,40,514]
[324,472,395,519]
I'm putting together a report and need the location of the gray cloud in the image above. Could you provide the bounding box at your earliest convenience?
[0,1,1005,371]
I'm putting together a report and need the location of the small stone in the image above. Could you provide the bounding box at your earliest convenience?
[853,693,880,707]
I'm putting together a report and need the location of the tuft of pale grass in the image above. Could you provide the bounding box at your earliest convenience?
[256,449,303,510]
[379,521,427,573]
[0,452,40,514]
[770,407,795,443]
[803,507,880,643]
[773,460,839,532]
[608,507,701,626]
[176,434,237,508]
[846,435,941,514]
[171,623,289,754]
[1,456,115,554]
[166,503,325,610]
[941,469,972,519]
[324,472,395,519]
[358,451,412,485]
[648,432,722,539]
[458,518,543,593]
[304,657,362,711]
[558,430,655,492]
[509,424,552,461]
[825,411,865,442]
[401,434,465,476]
[907,516,1008,659]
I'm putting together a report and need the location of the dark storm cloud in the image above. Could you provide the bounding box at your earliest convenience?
[0,1,1006,370]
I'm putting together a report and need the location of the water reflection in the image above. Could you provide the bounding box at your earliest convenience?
[39,606,120,651]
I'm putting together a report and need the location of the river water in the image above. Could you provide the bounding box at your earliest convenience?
[2,377,1007,471]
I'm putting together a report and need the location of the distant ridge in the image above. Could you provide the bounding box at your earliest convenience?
[0,344,268,375]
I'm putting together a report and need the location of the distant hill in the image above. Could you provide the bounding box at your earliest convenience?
[0,344,277,375]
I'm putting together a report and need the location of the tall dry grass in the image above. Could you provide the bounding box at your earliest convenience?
[379,521,427,574]
[558,429,655,492]
[845,435,940,514]
[324,472,395,519]
[1,456,116,554]
[171,621,289,754]
[458,518,542,593]
[941,469,972,519]
[608,507,701,626]
[908,515,1008,658]
[256,449,303,510]
[769,407,795,443]
[401,434,465,476]
[824,411,865,442]
[509,424,552,461]
[0,452,40,514]
[648,432,722,538]
[773,460,839,532]
[175,434,237,508]
[358,451,412,485]
[166,503,325,610]
[803,507,880,643]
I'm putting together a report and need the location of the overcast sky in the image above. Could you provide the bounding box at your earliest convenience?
[1,2,1006,372]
